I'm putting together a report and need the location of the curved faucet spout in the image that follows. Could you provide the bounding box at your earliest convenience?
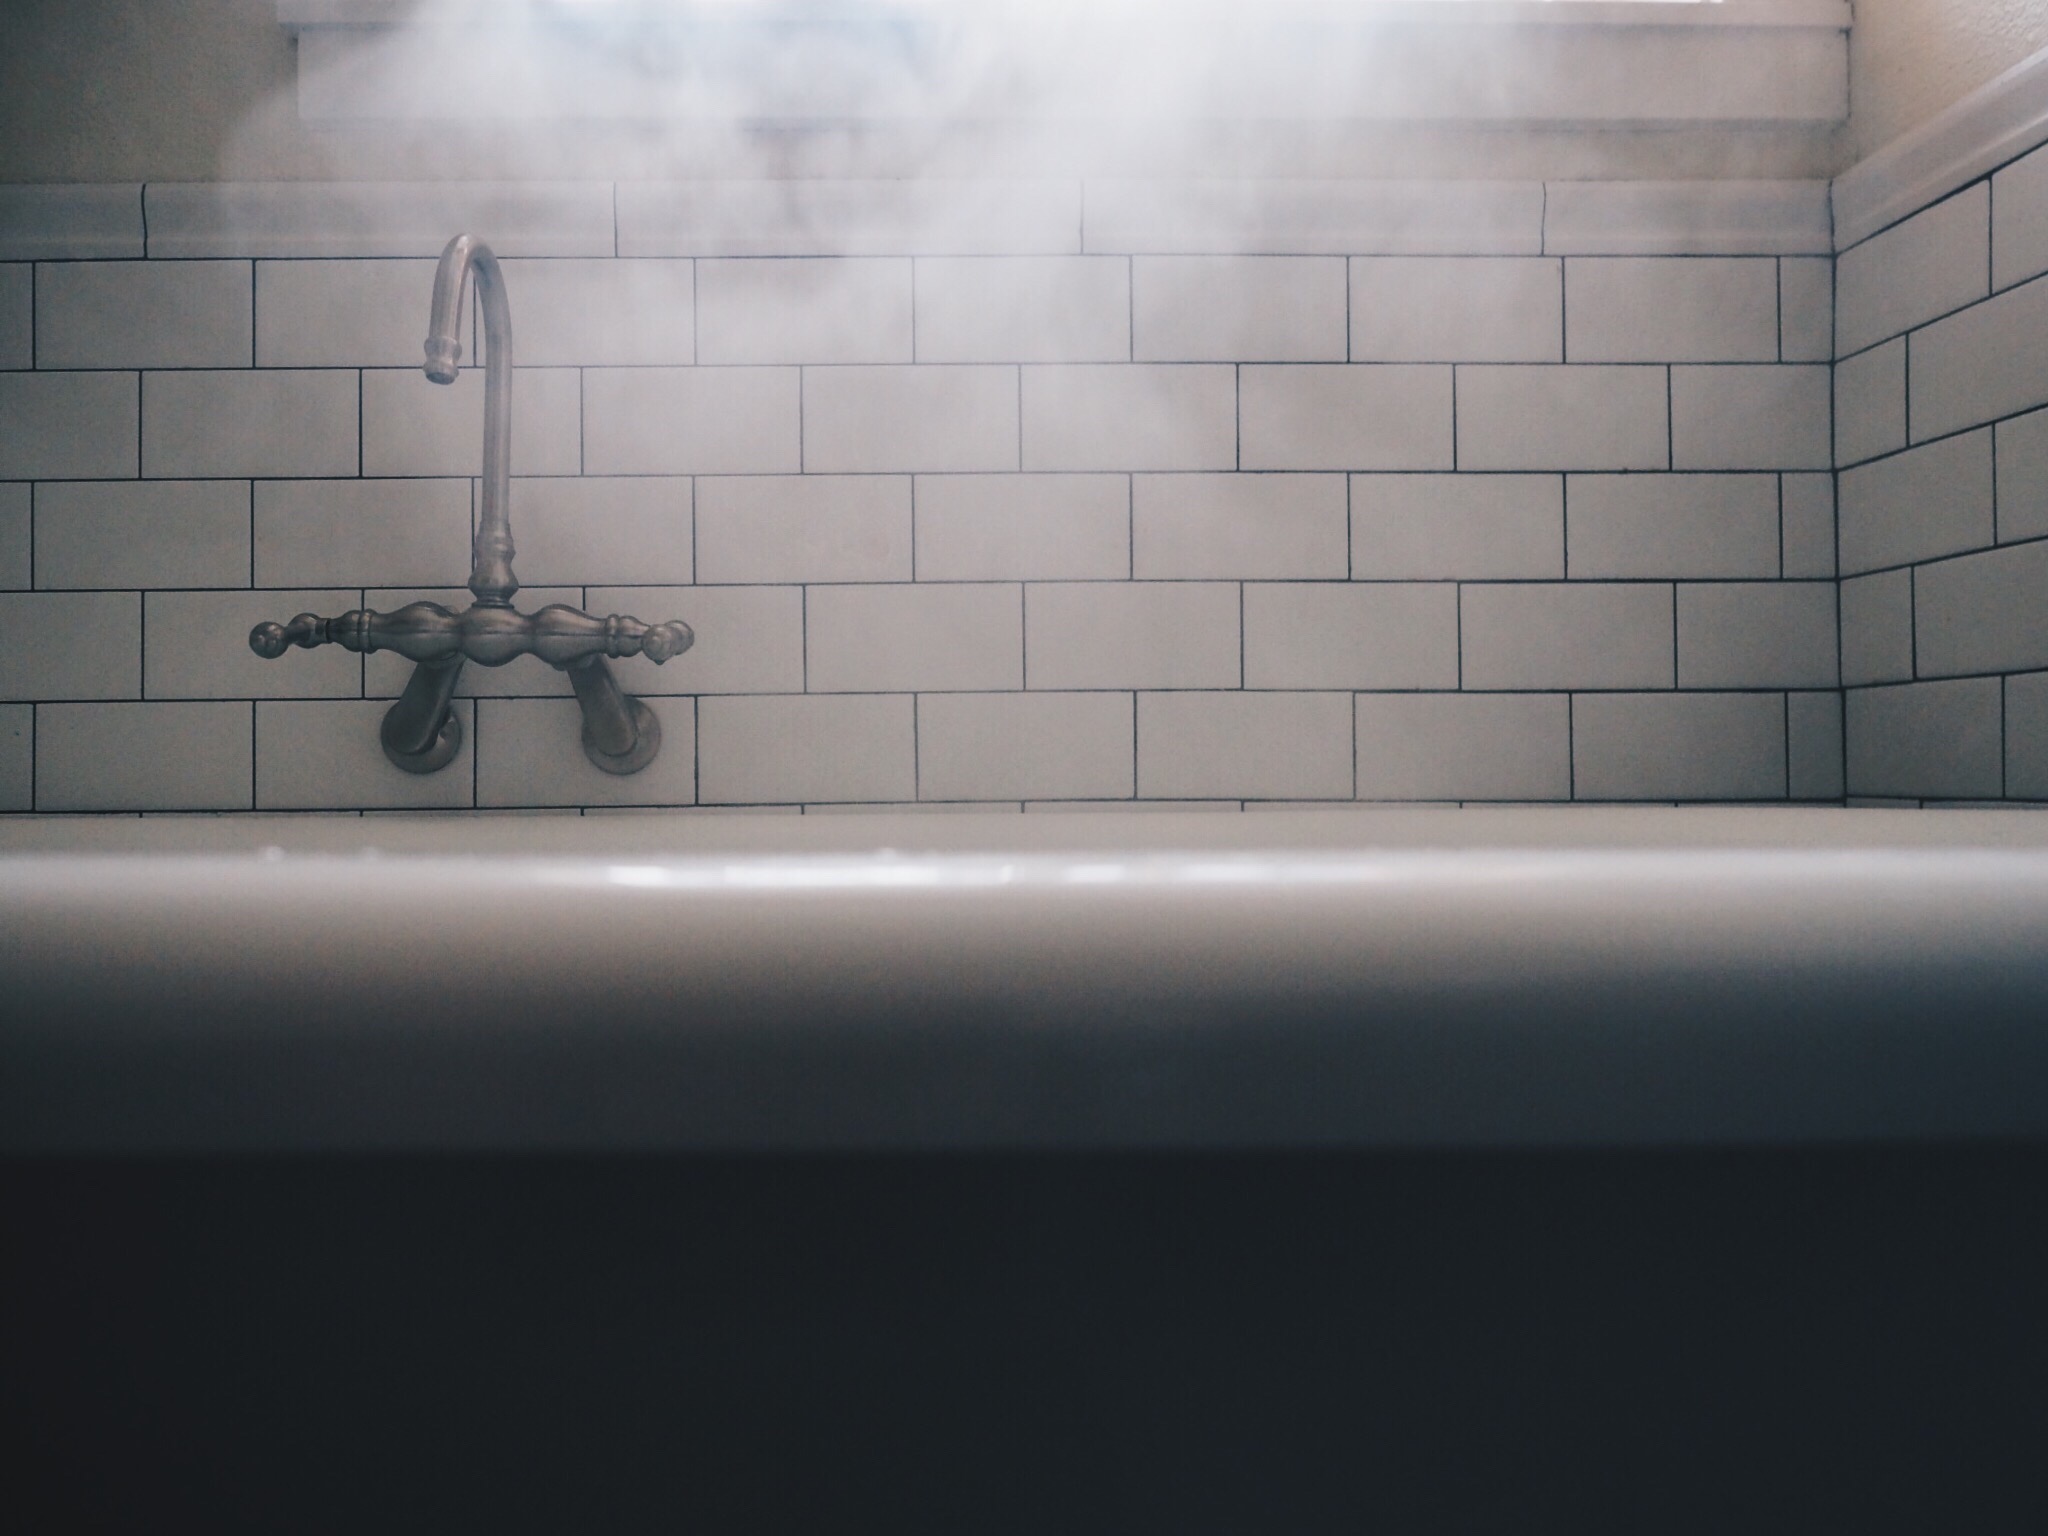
[425,233,517,607]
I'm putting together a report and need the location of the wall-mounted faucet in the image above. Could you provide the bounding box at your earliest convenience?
[251,234,692,775]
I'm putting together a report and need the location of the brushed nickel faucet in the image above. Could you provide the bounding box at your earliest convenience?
[251,234,692,775]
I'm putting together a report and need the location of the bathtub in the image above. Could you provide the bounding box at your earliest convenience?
[4,807,2048,1153]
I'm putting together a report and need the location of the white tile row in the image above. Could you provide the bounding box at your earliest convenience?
[14,254,1838,371]
[0,577,1840,705]
[1,688,1844,813]
[0,181,1836,263]
[1,471,1838,592]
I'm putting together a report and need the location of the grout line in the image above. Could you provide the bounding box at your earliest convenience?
[2001,673,2009,800]
[250,699,257,809]
[1776,474,1786,578]
[1909,566,1919,679]
[249,260,257,368]
[1566,692,1576,801]
[1782,690,1791,800]
[1775,258,1785,364]
[692,694,701,807]
[912,692,920,801]
[28,260,36,369]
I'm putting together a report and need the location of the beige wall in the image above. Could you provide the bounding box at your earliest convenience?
[0,0,1848,185]
[1850,0,2048,161]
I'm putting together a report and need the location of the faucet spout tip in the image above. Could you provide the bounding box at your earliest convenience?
[423,335,462,384]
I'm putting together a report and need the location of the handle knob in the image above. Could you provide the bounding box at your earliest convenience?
[249,613,330,659]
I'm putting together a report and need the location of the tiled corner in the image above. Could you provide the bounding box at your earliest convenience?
[1834,340,1907,468]
[1991,143,2048,293]
[1780,474,1837,580]
[1835,184,1989,357]
[1845,679,2003,800]
[1839,570,1915,688]
[1837,430,1995,576]
[1779,257,1835,363]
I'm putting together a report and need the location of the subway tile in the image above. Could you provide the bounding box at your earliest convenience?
[1023,364,1235,472]
[804,366,1018,473]
[1573,693,1785,803]
[698,259,908,365]
[254,479,470,588]
[583,367,800,476]
[588,585,804,697]
[1838,430,1994,575]
[0,704,27,809]
[1084,180,1543,256]
[362,366,580,478]
[917,692,1133,802]
[476,697,695,809]
[0,264,29,370]
[1455,366,1666,473]
[1354,693,1571,802]
[1243,582,1457,690]
[695,475,911,584]
[1845,679,2002,800]
[1671,365,1831,471]
[913,474,1128,581]
[1787,691,1844,801]
[1915,541,2048,678]
[1460,583,1673,691]
[1350,257,1560,364]
[2006,672,2048,799]
[147,182,614,258]
[32,480,249,591]
[146,589,361,700]
[697,694,916,805]
[1137,692,1352,801]
[1543,182,1832,257]
[1833,339,1906,468]
[806,584,1022,693]
[359,587,583,700]
[1566,474,1779,580]
[1780,474,1837,579]
[1779,257,1835,363]
[255,259,439,367]
[1675,582,1838,690]
[1910,273,2048,441]
[1132,257,1345,363]
[1239,365,1452,472]
[618,180,1080,257]
[1025,582,1239,691]
[1835,185,1989,357]
[913,257,1129,364]
[36,261,252,370]
[0,185,144,260]
[0,484,26,589]
[0,592,139,700]
[1564,259,1778,364]
[1996,407,2048,543]
[143,369,356,479]
[36,701,252,811]
[506,477,691,586]
[499,259,695,366]
[1993,143,2048,292]
[1839,570,1915,687]
[256,699,474,810]
[1350,474,1562,580]
[1023,800,1239,814]
[0,372,138,480]
[1132,473,1345,580]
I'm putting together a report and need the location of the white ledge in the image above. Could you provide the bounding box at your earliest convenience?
[1835,40,2048,251]
[279,1,1849,127]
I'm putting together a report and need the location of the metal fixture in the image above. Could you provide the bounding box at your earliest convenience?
[250,233,692,775]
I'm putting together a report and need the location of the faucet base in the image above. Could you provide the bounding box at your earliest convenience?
[582,693,661,776]
[381,700,464,775]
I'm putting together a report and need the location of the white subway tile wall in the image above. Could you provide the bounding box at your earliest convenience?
[1834,138,2048,801]
[18,171,2026,812]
